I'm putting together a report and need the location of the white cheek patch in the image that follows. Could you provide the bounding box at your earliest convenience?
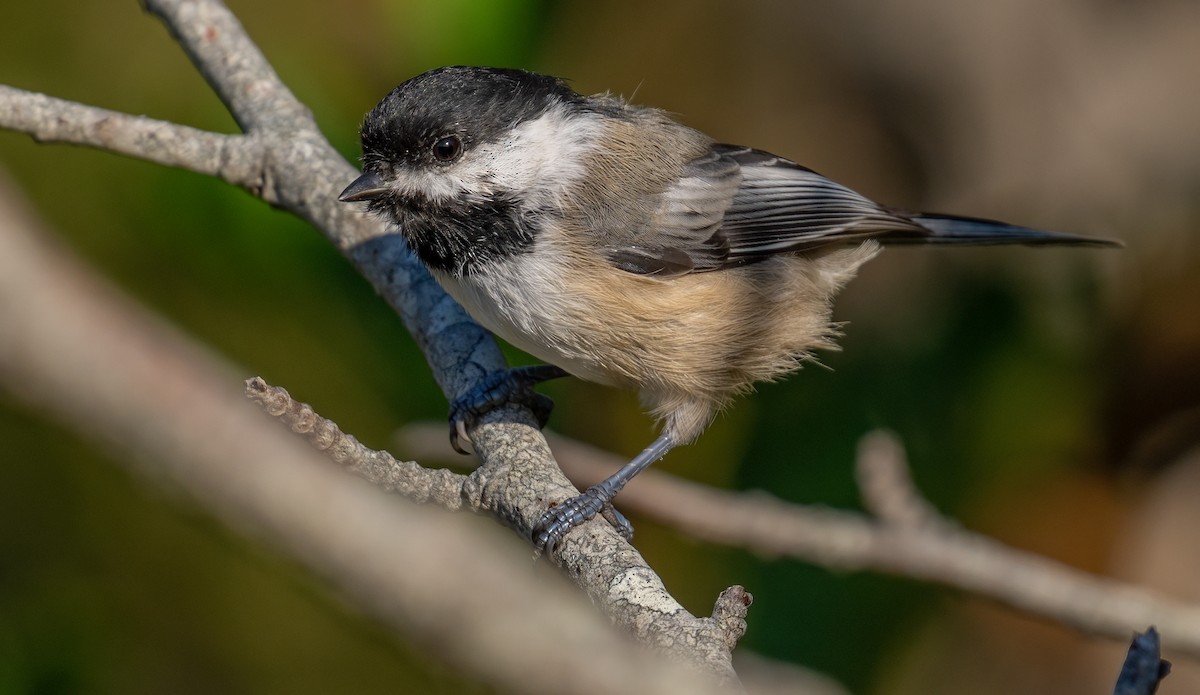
[479,104,600,204]
[391,103,604,209]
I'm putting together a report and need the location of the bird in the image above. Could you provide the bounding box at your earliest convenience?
[339,66,1118,552]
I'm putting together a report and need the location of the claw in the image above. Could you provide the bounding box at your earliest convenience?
[599,503,634,541]
[446,365,570,455]
[452,419,473,455]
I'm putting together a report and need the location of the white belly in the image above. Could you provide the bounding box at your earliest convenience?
[431,259,620,386]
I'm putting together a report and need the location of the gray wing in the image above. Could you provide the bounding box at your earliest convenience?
[603,148,741,275]
[717,146,928,261]
[605,144,927,276]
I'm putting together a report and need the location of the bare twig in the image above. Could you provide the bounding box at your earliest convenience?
[246,376,753,675]
[855,431,943,529]
[398,423,1200,658]
[144,0,311,132]
[0,0,743,682]
[1113,628,1171,695]
[0,87,261,184]
[245,377,474,507]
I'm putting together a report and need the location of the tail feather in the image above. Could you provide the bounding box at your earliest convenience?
[887,211,1122,248]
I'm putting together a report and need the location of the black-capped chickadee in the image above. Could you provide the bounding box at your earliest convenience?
[340,66,1117,552]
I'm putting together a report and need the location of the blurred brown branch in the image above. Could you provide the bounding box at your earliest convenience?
[398,423,1200,659]
[0,0,743,686]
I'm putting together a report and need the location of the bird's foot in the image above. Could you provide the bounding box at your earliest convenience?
[533,489,634,554]
[448,365,568,454]
[532,432,676,553]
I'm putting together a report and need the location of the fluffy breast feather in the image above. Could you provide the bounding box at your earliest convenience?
[433,236,880,443]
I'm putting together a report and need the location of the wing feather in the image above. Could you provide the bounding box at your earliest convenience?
[604,143,1113,275]
[606,144,925,275]
[716,146,924,259]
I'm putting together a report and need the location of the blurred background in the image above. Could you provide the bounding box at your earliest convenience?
[1,0,1198,692]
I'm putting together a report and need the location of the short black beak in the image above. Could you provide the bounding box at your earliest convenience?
[338,172,388,202]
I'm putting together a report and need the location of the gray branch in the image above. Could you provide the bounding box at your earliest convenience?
[0,86,261,185]
[245,377,476,507]
[246,377,752,672]
[144,0,312,133]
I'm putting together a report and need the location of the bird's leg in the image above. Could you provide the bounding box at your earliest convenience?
[448,364,570,454]
[533,432,676,553]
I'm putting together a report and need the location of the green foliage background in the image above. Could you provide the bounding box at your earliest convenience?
[2,1,1197,693]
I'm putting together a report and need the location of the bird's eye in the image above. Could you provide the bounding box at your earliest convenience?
[431,135,463,162]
